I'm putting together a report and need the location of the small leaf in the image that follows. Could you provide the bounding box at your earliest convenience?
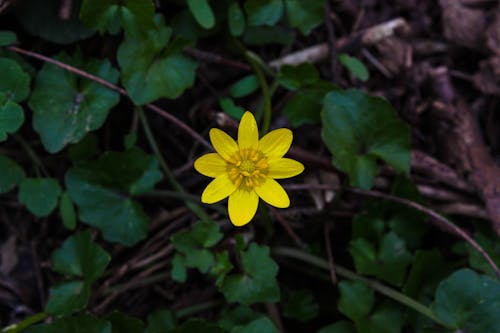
[0,57,31,102]
[15,0,94,44]
[283,290,319,322]
[80,0,155,36]
[51,230,110,283]
[171,220,223,252]
[321,89,410,189]
[187,0,215,29]
[284,0,324,35]
[219,97,245,120]
[211,251,234,287]
[0,31,17,46]
[277,63,319,90]
[59,191,77,230]
[0,96,24,141]
[318,321,356,333]
[118,15,198,105]
[432,268,500,332]
[65,148,162,246]
[230,75,259,98]
[0,155,25,193]
[220,243,280,305]
[245,0,283,26]
[18,178,62,217]
[45,281,90,316]
[218,306,259,331]
[171,253,187,283]
[467,232,500,277]
[228,2,245,36]
[29,52,120,153]
[105,311,145,333]
[355,302,405,333]
[338,280,374,321]
[338,54,369,81]
[233,317,279,333]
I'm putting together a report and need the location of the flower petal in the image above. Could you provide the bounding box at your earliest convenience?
[201,173,237,204]
[228,189,259,226]
[268,158,304,179]
[209,128,239,163]
[255,177,290,208]
[194,153,227,178]
[259,128,293,160]
[238,111,259,150]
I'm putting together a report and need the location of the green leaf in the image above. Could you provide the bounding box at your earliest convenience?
[15,0,94,44]
[105,311,145,333]
[432,268,500,332]
[337,280,374,321]
[118,15,198,105]
[24,314,111,333]
[59,191,77,230]
[403,250,448,300]
[145,309,177,333]
[0,31,17,46]
[228,2,246,36]
[277,63,320,90]
[283,81,335,127]
[283,290,319,322]
[321,89,410,189]
[51,230,110,283]
[170,320,224,333]
[29,52,120,153]
[355,302,405,333]
[230,75,259,98]
[0,155,24,193]
[467,232,500,276]
[187,0,215,29]
[45,280,90,316]
[211,251,234,287]
[80,0,155,36]
[245,0,283,26]
[219,97,245,120]
[171,253,187,282]
[18,178,62,217]
[338,54,369,81]
[0,57,31,102]
[284,0,324,35]
[69,133,99,161]
[220,243,280,305]
[233,317,279,333]
[318,321,356,333]
[218,306,259,331]
[65,148,162,246]
[349,232,413,286]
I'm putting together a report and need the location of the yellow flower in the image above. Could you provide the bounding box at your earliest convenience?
[194,111,304,226]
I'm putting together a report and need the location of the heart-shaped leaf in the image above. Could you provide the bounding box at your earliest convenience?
[18,178,62,217]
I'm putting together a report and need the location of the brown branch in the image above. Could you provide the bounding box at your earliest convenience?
[6,46,212,150]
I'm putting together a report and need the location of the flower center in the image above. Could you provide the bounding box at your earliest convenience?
[227,148,269,190]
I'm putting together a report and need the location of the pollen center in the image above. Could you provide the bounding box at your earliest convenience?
[227,148,269,190]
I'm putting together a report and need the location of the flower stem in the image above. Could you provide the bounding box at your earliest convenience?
[137,107,212,223]
[245,51,272,135]
[272,246,451,328]
[1,312,48,333]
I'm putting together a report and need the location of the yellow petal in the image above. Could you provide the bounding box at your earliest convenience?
[259,128,293,160]
[201,173,236,204]
[255,177,290,208]
[238,111,259,150]
[228,189,259,226]
[194,153,227,178]
[268,158,304,179]
[209,128,239,163]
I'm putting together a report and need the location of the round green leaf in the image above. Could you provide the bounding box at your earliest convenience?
[0,31,17,46]
[187,0,215,29]
[284,0,324,35]
[118,16,198,105]
[277,63,320,90]
[0,57,31,102]
[245,0,283,26]
[219,97,245,120]
[338,54,369,81]
[0,95,24,142]
[283,290,319,322]
[337,280,374,321]
[18,178,62,217]
[59,191,77,230]
[29,52,120,153]
[80,0,155,36]
[230,74,259,98]
[321,89,410,189]
[46,281,90,316]
[0,155,25,193]
[228,2,245,36]
[15,0,94,44]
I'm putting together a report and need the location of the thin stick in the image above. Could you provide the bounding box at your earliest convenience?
[6,46,212,150]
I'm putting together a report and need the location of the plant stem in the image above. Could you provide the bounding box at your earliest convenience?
[245,51,272,135]
[137,107,212,223]
[176,299,224,319]
[272,246,451,328]
[1,312,48,333]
